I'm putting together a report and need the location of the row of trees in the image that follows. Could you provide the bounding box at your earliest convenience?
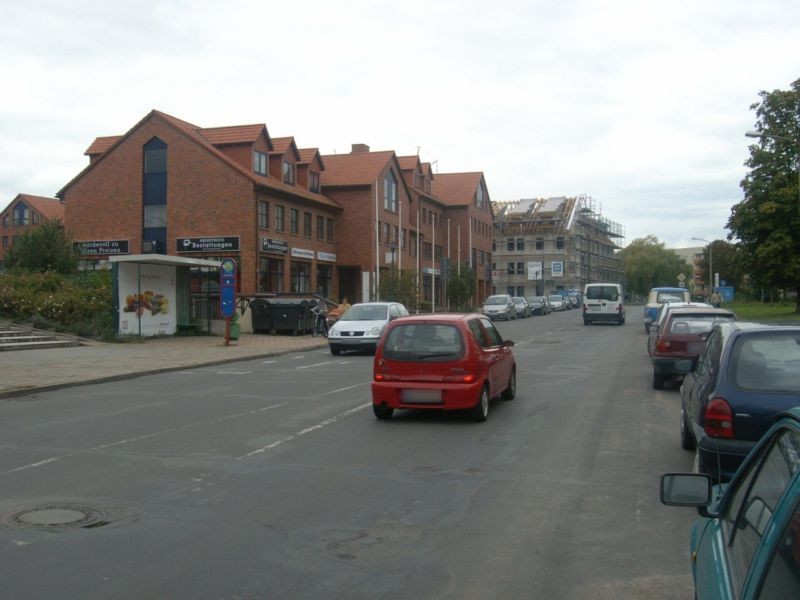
[378,264,478,311]
[619,78,799,311]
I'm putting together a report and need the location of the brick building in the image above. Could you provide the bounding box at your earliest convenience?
[0,194,64,268]
[57,109,495,311]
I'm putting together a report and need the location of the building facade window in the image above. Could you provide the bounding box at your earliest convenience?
[290,208,299,234]
[309,172,320,193]
[536,237,544,250]
[517,261,524,274]
[2,236,8,247]
[254,151,268,176]
[143,137,167,253]
[383,222,390,246]
[291,261,311,292]
[316,264,332,298]
[283,161,296,185]
[507,238,514,251]
[259,257,284,293]
[516,238,524,251]
[508,262,515,275]
[422,242,432,260]
[13,203,30,226]
[475,184,484,209]
[316,215,325,240]
[326,218,334,243]
[258,200,269,229]
[276,205,285,231]
[556,236,565,250]
[303,212,312,238]
[384,171,398,212]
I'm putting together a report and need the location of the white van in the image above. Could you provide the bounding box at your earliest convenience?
[583,283,626,325]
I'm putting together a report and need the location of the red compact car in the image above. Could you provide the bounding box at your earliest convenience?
[371,313,516,422]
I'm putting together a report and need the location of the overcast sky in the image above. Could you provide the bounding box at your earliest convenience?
[2,0,798,249]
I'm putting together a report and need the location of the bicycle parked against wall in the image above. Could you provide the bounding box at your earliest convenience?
[311,301,328,338]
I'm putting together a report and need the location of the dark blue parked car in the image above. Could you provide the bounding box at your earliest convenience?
[661,407,800,599]
[679,322,800,482]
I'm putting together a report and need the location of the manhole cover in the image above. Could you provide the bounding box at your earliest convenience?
[7,504,107,529]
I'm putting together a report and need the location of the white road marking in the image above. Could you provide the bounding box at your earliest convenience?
[1,403,286,475]
[296,361,334,370]
[321,382,368,396]
[237,402,371,460]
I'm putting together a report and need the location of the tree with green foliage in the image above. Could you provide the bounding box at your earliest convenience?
[729,78,800,312]
[378,268,419,311]
[696,239,745,292]
[5,219,79,274]
[447,263,477,311]
[618,235,691,298]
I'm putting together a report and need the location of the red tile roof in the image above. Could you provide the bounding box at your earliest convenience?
[396,155,421,171]
[430,172,485,206]
[84,136,123,156]
[320,151,396,186]
[10,194,64,221]
[60,110,341,210]
[270,137,294,153]
[198,124,269,147]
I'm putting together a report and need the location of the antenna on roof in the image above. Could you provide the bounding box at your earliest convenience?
[416,146,420,156]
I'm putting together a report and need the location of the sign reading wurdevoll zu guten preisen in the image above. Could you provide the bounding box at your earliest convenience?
[73,240,129,255]
[177,236,240,253]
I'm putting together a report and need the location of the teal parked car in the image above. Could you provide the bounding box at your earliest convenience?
[660,407,800,598]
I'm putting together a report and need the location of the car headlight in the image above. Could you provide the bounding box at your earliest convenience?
[328,327,338,337]
[369,326,381,336]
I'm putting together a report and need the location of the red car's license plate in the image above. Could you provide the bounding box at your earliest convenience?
[401,389,442,404]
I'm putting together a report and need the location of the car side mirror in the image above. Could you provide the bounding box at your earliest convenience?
[660,473,713,516]
[502,340,515,347]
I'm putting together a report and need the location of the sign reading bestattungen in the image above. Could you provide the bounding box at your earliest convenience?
[177,237,240,253]
[73,240,129,255]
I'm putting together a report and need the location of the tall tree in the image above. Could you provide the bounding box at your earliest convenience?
[697,239,745,292]
[618,235,691,298]
[728,78,800,312]
[4,219,79,274]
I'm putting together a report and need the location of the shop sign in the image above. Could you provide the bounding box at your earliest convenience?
[291,247,315,260]
[261,237,289,255]
[317,251,337,262]
[73,240,129,255]
[177,236,239,253]
[551,261,564,277]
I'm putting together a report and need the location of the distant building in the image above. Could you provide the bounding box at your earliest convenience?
[491,196,625,297]
[0,194,64,269]
[672,246,706,295]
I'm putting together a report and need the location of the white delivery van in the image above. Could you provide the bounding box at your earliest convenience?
[583,283,626,325]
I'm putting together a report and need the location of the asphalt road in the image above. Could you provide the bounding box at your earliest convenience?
[0,308,698,599]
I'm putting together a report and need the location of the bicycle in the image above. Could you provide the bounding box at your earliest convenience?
[311,309,328,338]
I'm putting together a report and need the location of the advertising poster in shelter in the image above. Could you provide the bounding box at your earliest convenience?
[118,263,177,336]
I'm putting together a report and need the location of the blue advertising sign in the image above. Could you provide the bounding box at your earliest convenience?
[219,258,237,318]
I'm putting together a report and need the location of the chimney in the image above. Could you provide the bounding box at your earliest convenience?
[351,143,370,154]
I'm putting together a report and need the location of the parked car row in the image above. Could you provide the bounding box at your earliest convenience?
[651,290,800,598]
[481,293,575,320]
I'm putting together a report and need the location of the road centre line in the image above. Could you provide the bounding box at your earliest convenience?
[2,403,286,475]
[321,382,369,396]
[296,361,334,369]
[237,402,371,460]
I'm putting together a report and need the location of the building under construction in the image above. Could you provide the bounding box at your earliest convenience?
[491,195,625,297]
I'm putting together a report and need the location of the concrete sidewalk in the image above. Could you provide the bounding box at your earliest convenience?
[0,332,328,398]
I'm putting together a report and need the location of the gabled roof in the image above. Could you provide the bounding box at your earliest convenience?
[396,155,421,171]
[270,137,301,161]
[3,194,64,221]
[198,124,272,149]
[430,172,485,206]
[298,148,325,170]
[320,150,396,187]
[85,136,123,156]
[59,110,341,210]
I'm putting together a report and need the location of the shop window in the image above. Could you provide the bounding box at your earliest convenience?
[291,261,311,292]
[316,264,332,298]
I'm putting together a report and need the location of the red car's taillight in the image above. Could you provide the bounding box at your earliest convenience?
[704,397,734,438]
[656,339,671,353]
[444,373,476,383]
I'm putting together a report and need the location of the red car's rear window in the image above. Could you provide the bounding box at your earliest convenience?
[383,324,465,362]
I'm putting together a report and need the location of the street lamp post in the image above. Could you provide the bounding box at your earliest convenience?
[746,131,800,212]
[692,237,713,297]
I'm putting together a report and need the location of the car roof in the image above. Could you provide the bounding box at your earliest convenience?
[664,307,735,318]
[717,321,800,334]
[351,302,397,307]
[650,287,688,292]
[392,313,481,324]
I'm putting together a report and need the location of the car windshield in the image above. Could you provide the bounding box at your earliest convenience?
[512,297,525,304]
[586,286,618,301]
[527,297,541,304]
[383,324,465,361]
[340,304,388,321]
[548,295,562,302]
[657,292,686,303]
[485,296,508,305]
[733,333,800,393]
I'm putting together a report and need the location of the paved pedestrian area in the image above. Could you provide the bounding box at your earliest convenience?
[0,332,328,398]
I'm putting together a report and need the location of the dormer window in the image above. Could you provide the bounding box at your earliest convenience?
[309,172,320,193]
[283,161,296,185]
[12,203,30,226]
[254,151,268,176]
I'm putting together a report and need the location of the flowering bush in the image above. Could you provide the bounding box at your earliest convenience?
[0,270,113,338]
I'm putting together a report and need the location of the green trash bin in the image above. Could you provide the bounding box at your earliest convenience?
[251,299,273,334]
